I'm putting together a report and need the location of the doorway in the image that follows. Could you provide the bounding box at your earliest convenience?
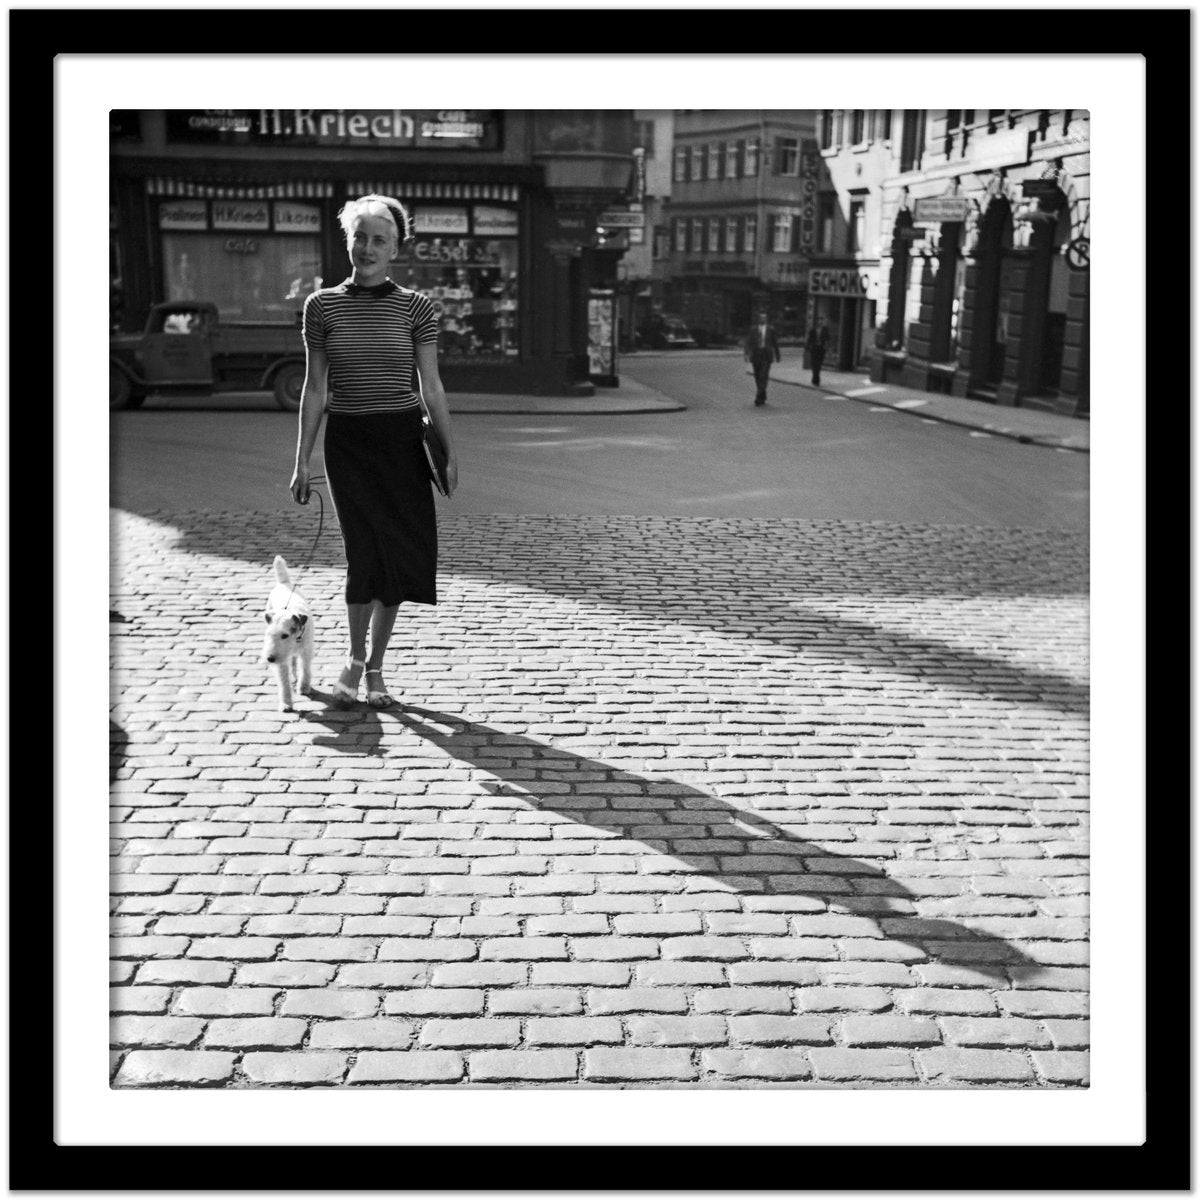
[971,196,1012,388]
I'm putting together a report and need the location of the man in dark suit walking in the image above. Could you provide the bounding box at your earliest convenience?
[743,309,781,406]
[805,320,830,386]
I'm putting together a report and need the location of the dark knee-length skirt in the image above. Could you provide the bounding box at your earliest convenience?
[323,409,437,606]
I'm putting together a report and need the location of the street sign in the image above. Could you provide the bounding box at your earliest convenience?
[1065,237,1089,271]
[913,196,970,223]
[597,210,645,228]
[1022,179,1062,198]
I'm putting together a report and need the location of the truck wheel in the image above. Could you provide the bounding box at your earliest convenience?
[272,363,305,412]
[110,364,132,410]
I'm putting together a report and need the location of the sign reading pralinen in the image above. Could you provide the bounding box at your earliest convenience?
[166,110,501,150]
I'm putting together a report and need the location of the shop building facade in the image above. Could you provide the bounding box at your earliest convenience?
[614,110,674,350]
[828,109,1090,415]
[110,109,638,394]
[662,110,817,344]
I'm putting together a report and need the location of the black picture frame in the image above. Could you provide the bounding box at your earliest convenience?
[20,6,1186,1191]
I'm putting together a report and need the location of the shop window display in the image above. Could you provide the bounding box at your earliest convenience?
[163,233,322,324]
[395,236,519,360]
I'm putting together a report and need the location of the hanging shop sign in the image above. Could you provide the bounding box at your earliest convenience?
[413,207,470,236]
[912,196,971,223]
[597,209,645,229]
[808,266,878,298]
[1065,238,1090,271]
[473,206,519,237]
[968,128,1031,172]
[273,201,322,233]
[167,109,501,150]
[158,199,208,230]
[630,147,647,204]
[212,201,270,231]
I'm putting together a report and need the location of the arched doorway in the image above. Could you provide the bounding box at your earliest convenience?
[884,209,913,348]
[1031,205,1071,396]
[970,196,1012,388]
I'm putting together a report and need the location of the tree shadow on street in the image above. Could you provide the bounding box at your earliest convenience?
[387,703,1042,979]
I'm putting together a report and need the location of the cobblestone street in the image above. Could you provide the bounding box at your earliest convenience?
[110,510,1089,1089]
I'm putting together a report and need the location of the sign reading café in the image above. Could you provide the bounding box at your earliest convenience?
[167,109,501,150]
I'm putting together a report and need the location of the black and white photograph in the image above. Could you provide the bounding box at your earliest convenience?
[107,104,1092,1093]
[26,10,1173,1186]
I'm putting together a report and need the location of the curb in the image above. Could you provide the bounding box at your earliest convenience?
[764,372,1089,455]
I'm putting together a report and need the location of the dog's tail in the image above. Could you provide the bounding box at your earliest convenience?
[273,555,291,585]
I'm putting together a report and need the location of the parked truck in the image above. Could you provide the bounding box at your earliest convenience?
[109,301,307,411]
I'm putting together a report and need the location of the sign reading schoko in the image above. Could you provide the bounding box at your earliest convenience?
[808,267,879,298]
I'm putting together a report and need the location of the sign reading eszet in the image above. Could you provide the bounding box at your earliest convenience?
[167,110,501,150]
[913,196,971,223]
[808,267,878,298]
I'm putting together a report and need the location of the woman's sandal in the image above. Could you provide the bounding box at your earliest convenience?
[365,668,396,710]
[331,657,366,708]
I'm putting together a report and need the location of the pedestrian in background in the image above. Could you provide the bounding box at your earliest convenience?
[805,319,830,387]
[743,308,781,406]
[290,194,458,710]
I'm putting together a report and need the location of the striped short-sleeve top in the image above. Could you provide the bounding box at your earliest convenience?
[302,279,439,415]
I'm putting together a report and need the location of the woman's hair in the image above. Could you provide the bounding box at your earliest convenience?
[337,194,413,257]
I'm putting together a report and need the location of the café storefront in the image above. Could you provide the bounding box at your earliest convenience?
[806,264,879,370]
[111,109,635,393]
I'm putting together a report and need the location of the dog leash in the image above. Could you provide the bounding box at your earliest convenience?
[282,474,328,606]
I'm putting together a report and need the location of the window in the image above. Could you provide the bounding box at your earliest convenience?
[819,110,834,149]
[708,143,721,180]
[900,110,926,172]
[879,110,892,141]
[848,198,866,253]
[163,233,321,325]
[653,226,669,259]
[946,110,962,131]
[725,140,739,178]
[850,111,865,144]
[772,213,793,252]
[634,119,656,157]
[673,147,687,182]
[725,215,740,252]
[689,145,704,181]
[744,215,757,253]
[744,138,759,176]
[691,217,706,250]
[708,218,721,252]
[777,137,800,175]
[673,217,687,252]
[817,194,835,253]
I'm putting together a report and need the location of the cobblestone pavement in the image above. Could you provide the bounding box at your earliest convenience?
[110,511,1089,1089]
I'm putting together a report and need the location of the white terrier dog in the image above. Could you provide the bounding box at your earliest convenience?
[262,556,314,711]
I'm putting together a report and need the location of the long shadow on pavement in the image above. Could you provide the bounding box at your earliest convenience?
[130,513,1089,720]
[374,703,1041,979]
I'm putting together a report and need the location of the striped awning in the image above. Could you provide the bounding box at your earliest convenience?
[146,179,334,199]
[349,182,520,203]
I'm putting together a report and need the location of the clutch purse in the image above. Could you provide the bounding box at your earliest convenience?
[422,414,450,496]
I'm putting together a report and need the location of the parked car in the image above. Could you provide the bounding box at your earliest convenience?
[109,300,307,411]
[636,314,697,350]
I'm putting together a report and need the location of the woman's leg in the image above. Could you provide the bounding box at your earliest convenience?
[366,601,400,703]
[335,601,372,693]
